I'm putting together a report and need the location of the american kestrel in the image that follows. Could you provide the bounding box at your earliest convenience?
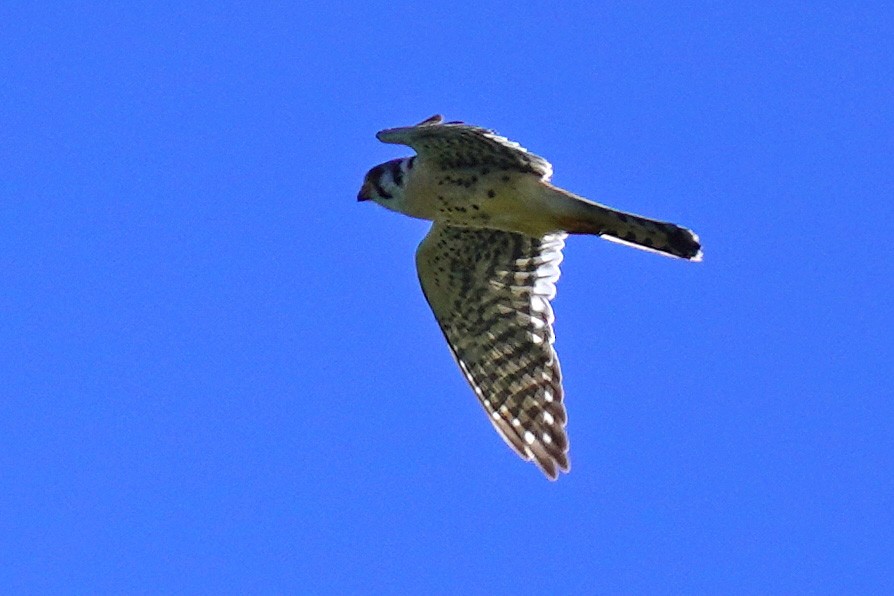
[358,115,701,480]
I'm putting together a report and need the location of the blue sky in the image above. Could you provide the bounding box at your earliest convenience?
[2,2,891,593]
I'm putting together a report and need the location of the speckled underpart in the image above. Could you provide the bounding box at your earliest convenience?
[417,225,569,478]
[423,167,519,228]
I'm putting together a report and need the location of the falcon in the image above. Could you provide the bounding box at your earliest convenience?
[358,115,701,480]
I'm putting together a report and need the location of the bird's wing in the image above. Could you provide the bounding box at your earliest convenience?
[416,223,569,479]
[377,115,554,180]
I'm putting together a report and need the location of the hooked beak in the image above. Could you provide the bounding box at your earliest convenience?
[357,180,372,202]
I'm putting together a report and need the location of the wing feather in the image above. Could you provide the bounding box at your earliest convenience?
[377,115,554,180]
[415,224,569,479]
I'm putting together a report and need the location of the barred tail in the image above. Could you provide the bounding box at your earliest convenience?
[549,186,702,261]
[589,206,702,261]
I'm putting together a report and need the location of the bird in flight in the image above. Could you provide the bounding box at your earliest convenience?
[358,115,701,480]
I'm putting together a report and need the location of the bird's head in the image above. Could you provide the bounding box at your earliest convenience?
[357,157,414,211]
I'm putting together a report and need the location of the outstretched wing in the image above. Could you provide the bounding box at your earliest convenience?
[377,114,554,180]
[416,223,569,479]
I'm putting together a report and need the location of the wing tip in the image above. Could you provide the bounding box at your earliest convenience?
[376,114,445,143]
[416,114,443,126]
[534,451,570,481]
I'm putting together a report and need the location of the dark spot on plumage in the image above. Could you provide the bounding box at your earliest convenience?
[388,159,403,186]
[502,175,510,182]
[488,352,534,386]
[373,178,392,200]
[642,237,654,247]
[472,204,480,210]
[487,190,496,198]
[665,225,701,259]
[481,168,489,175]
[616,213,628,223]
[518,260,538,273]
